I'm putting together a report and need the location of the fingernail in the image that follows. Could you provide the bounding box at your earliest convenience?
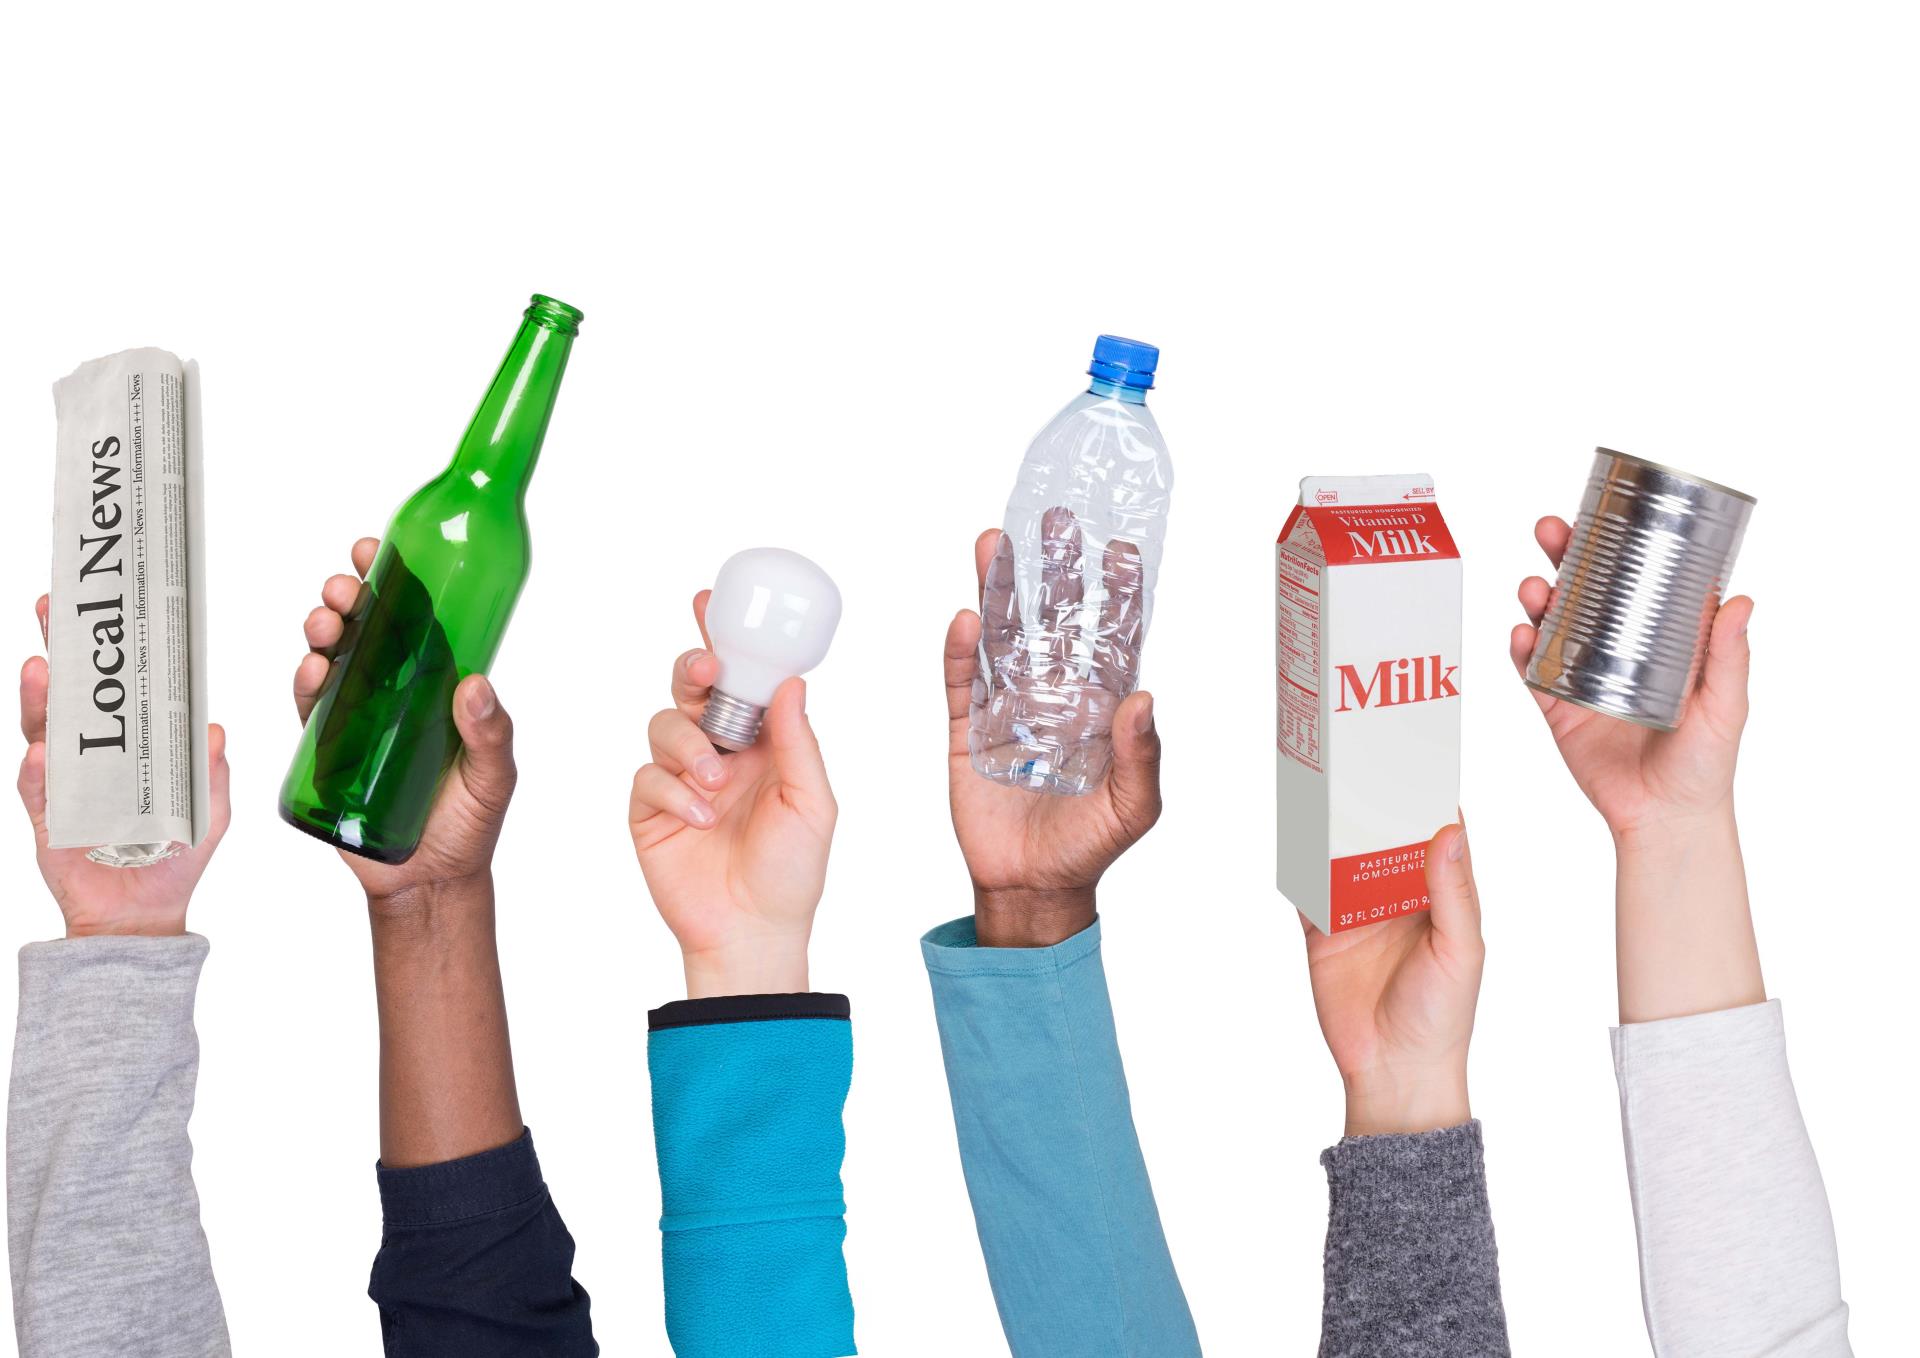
[468,677,496,719]
[1448,828,1467,863]
[686,651,707,672]
[695,755,726,785]
[1136,694,1155,735]
[686,799,716,826]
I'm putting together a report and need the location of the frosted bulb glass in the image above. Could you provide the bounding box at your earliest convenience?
[698,547,843,750]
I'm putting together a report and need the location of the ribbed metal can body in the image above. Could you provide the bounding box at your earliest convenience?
[1526,449,1755,731]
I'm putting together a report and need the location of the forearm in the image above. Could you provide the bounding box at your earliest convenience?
[1613,803,1764,1025]
[1613,1001,1850,1356]
[369,878,521,1169]
[1319,1122,1509,1358]
[8,935,229,1358]
[649,993,855,1358]
[922,911,1199,1358]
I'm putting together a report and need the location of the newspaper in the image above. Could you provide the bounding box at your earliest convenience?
[46,348,209,866]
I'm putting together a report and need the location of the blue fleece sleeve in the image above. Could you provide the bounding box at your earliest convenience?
[921,917,1200,1358]
[647,993,856,1358]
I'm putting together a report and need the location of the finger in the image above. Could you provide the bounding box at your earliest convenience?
[19,656,48,746]
[35,595,49,646]
[1535,516,1572,571]
[1509,622,1539,680]
[1094,537,1145,695]
[627,762,717,831]
[15,741,48,840]
[648,706,728,787]
[1425,821,1483,947]
[1694,594,1753,733]
[764,676,835,809]
[670,648,720,718]
[692,590,713,651]
[979,531,1021,671]
[1037,508,1086,683]
[973,528,1000,597]
[351,538,379,579]
[321,573,362,619]
[201,722,233,850]
[304,605,344,652]
[450,675,517,819]
[1518,576,1552,628]
[292,651,331,724]
[944,609,981,726]
[1106,690,1163,842]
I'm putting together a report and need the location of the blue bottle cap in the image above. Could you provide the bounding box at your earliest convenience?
[1088,334,1159,390]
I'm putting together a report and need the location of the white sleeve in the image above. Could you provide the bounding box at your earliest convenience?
[1612,1000,1851,1358]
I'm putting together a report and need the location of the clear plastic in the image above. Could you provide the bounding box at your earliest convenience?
[969,382,1172,794]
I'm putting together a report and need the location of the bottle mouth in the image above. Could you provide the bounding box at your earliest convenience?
[526,294,585,335]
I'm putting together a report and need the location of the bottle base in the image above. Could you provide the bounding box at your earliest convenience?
[277,800,421,865]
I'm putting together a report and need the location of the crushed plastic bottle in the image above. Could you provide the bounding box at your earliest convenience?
[970,336,1171,795]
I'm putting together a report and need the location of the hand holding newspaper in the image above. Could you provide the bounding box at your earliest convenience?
[46,348,209,866]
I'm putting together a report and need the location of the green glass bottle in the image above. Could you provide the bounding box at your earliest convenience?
[278,294,582,862]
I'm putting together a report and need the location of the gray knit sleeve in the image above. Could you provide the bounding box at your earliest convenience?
[1318,1120,1510,1358]
[7,935,230,1358]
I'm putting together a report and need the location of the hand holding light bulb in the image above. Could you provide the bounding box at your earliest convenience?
[629,550,842,999]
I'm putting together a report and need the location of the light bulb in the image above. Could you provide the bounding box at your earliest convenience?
[698,547,843,751]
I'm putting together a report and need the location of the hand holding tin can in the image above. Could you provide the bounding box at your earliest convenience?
[1525,449,1755,732]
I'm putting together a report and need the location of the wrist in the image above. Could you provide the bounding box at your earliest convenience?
[1611,798,1737,858]
[64,916,187,940]
[367,874,496,948]
[1341,1060,1470,1138]
[973,885,1097,948]
[682,936,810,999]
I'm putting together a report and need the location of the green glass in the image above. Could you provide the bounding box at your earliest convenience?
[278,294,582,862]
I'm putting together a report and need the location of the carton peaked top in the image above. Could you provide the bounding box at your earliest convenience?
[1279,473,1457,566]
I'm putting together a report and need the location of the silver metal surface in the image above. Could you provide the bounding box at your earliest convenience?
[1526,448,1755,731]
[698,689,765,751]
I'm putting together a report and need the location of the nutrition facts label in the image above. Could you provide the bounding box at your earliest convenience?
[1276,520,1324,771]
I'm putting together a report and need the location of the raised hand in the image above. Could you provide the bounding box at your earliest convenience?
[1511,515,1753,837]
[1305,823,1483,1136]
[291,537,518,912]
[946,524,1161,947]
[17,595,231,937]
[628,591,837,998]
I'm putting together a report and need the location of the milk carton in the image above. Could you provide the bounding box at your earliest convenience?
[1276,474,1461,933]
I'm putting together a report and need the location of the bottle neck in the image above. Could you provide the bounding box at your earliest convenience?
[1089,376,1149,405]
[450,309,577,486]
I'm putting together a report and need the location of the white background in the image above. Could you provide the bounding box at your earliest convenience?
[2,4,1914,1354]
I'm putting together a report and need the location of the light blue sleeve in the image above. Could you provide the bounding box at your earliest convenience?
[647,994,856,1358]
[921,917,1201,1358]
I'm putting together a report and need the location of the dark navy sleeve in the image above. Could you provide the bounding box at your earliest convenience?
[648,992,856,1357]
[368,1128,596,1356]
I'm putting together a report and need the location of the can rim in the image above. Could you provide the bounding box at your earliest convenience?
[1594,448,1757,506]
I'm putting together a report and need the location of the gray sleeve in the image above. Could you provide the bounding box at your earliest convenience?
[7,935,230,1358]
[1318,1120,1510,1358]
[1613,1000,1851,1358]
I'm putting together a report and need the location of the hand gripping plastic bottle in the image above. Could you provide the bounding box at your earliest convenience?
[970,336,1171,795]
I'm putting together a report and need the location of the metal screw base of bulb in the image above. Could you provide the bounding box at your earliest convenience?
[699,689,766,751]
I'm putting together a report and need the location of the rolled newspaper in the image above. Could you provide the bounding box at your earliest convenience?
[46,348,209,867]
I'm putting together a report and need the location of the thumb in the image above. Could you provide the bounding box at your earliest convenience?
[451,674,517,817]
[1695,595,1753,733]
[763,677,833,807]
[1106,690,1163,841]
[1425,821,1482,948]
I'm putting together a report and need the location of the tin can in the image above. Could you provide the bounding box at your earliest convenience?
[1526,449,1755,732]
